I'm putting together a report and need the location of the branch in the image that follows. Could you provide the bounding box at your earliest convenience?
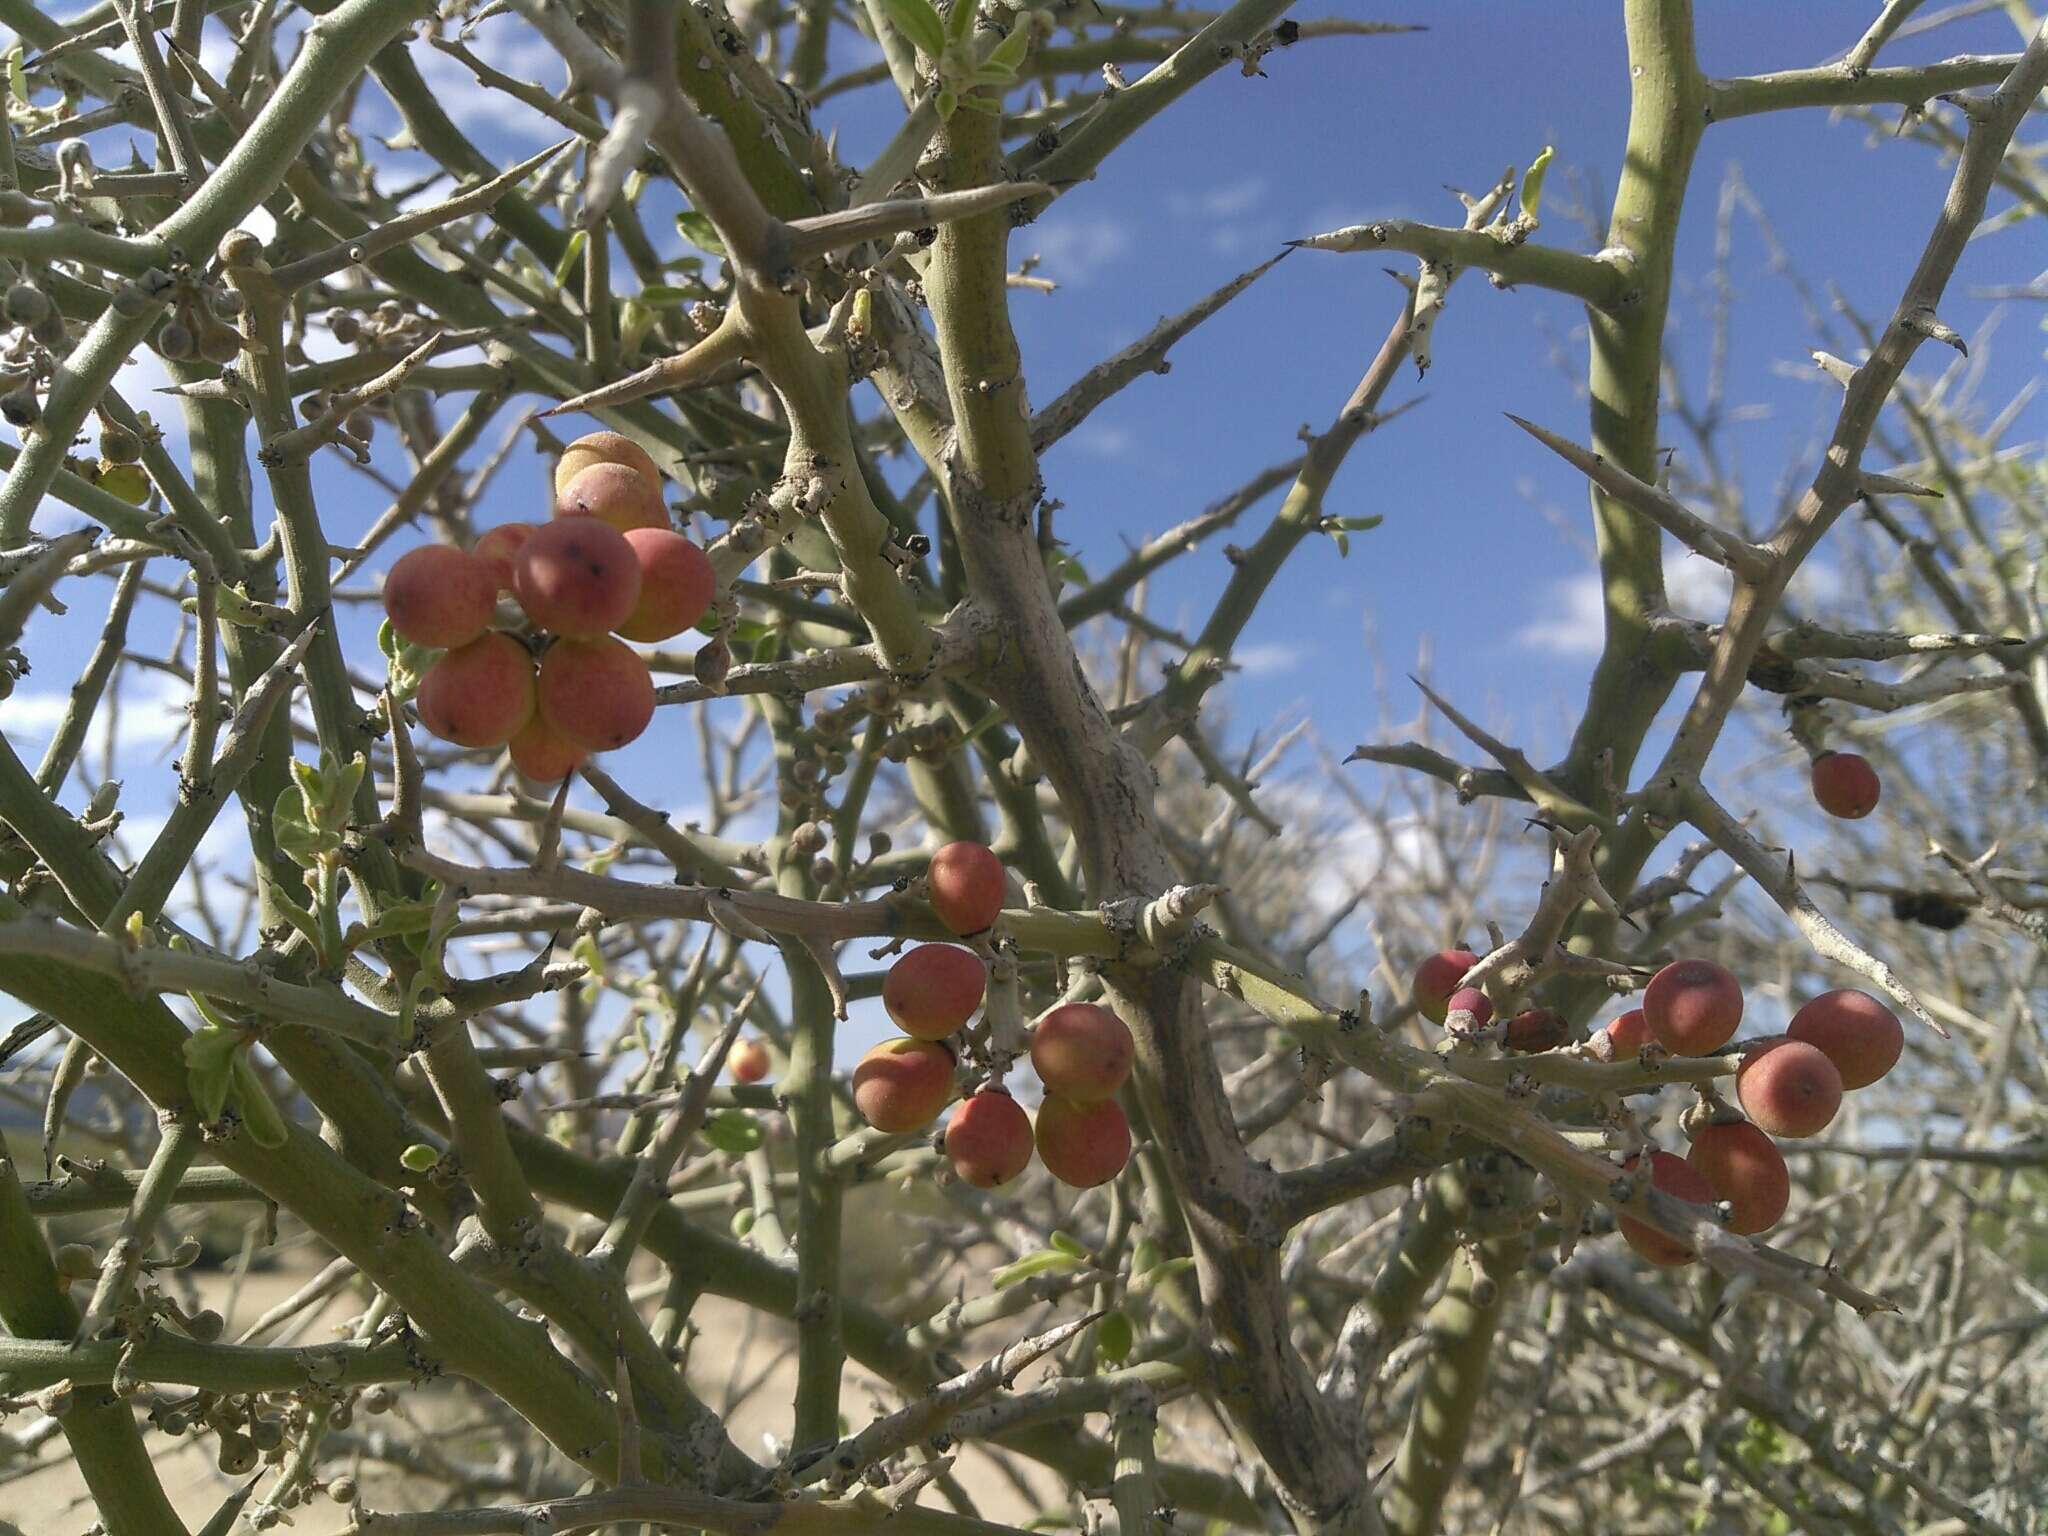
[1293,221,1629,308]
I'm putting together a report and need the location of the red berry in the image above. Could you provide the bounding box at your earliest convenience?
[1617,1149,1715,1267]
[727,1039,770,1084]
[1787,988,1902,1090]
[1505,1007,1569,1053]
[1687,1121,1789,1235]
[383,544,499,649]
[882,944,987,1042]
[1030,1003,1134,1102]
[1444,987,1493,1029]
[945,1091,1035,1188]
[512,516,641,638]
[1642,959,1743,1056]
[415,633,535,749]
[1736,1039,1842,1139]
[1413,949,1478,1024]
[473,523,535,592]
[537,637,655,752]
[927,842,1006,935]
[1034,1095,1131,1189]
[507,714,586,784]
[1602,1008,1652,1058]
[1811,751,1880,819]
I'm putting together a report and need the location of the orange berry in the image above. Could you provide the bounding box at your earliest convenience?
[615,528,715,643]
[927,842,1006,935]
[1505,1007,1569,1053]
[882,944,987,1041]
[852,1038,956,1133]
[507,714,587,784]
[1602,1008,1652,1058]
[1034,1095,1131,1189]
[727,1039,770,1084]
[945,1090,1034,1188]
[473,523,535,593]
[1030,1003,1134,1102]
[553,430,662,497]
[555,461,667,534]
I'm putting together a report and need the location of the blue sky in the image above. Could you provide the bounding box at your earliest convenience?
[3,4,2043,1062]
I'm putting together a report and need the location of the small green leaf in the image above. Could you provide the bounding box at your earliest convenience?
[182,1024,242,1123]
[675,211,727,258]
[943,0,977,46]
[635,284,701,307]
[618,299,655,360]
[878,0,947,59]
[7,48,29,109]
[984,20,1032,75]
[1095,1308,1135,1365]
[269,886,324,951]
[1520,145,1554,223]
[935,86,958,120]
[955,90,1003,113]
[1128,1256,1195,1296]
[730,1207,757,1238]
[703,1110,764,1155]
[271,786,325,869]
[399,1143,441,1173]
[378,618,401,661]
[553,228,588,288]
[232,1052,289,1148]
[991,1248,1082,1288]
[1048,1229,1090,1259]
[353,899,436,943]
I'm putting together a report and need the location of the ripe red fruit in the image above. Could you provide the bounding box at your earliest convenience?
[511,517,641,638]
[1034,1095,1131,1189]
[927,842,1006,935]
[382,544,499,649]
[1811,751,1880,820]
[1602,1008,1652,1059]
[473,523,535,592]
[1505,1007,1569,1053]
[615,528,715,643]
[1787,988,1902,1090]
[945,1091,1035,1188]
[852,1038,956,1133]
[882,944,987,1041]
[537,637,655,751]
[1413,949,1478,1024]
[1642,959,1743,1056]
[554,430,662,497]
[1030,1003,1135,1102]
[555,461,667,534]
[1617,1149,1715,1267]
[1737,1039,1843,1139]
[1444,987,1493,1029]
[415,633,536,749]
[507,714,586,784]
[727,1039,770,1084]
[1687,1121,1789,1235]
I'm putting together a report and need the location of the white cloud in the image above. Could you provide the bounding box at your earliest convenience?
[1168,177,1266,221]
[1232,642,1303,678]
[1513,548,1842,657]
[1020,215,1133,286]
[1,668,192,771]
[1071,423,1134,459]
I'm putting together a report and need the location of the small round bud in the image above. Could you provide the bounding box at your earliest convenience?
[184,1308,224,1342]
[30,309,67,348]
[53,1242,98,1280]
[3,283,51,326]
[217,1433,258,1476]
[360,1386,393,1414]
[99,423,143,463]
[329,312,361,344]
[328,1476,358,1505]
[197,321,242,365]
[207,286,246,319]
[1,388,39,427]
[156,320,195,360]
[218,230,264,268]
[139,267,176,296]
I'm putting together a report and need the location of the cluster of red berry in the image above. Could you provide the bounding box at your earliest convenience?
[738,842,1140,1192]
[1416,950,1904,1265]
[380,432,714,781]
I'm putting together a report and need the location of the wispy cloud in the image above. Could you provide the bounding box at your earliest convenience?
[1020,214,1133,286]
